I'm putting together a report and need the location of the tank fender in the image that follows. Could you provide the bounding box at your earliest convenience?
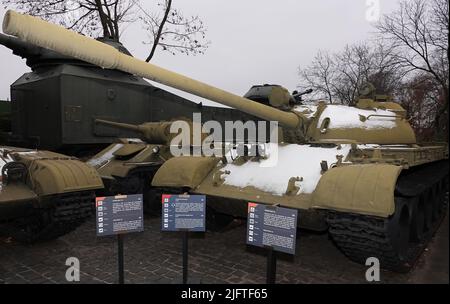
[311,164,402,218]
[29,159,104,195]
[152,157,220,189]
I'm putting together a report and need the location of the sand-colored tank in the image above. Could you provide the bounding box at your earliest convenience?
[4,11,448,272]
[0,146,103,242]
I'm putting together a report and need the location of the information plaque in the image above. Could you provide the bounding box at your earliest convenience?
[246,203,298,254]
[161,194,206,232]
[96,194,144,236]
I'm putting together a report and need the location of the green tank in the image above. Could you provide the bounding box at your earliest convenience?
[4,10,448,272]
[0,32,250,156]
[0,100,11,143]
[0,145,103,242]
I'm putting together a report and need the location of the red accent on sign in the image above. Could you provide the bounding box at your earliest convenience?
[248,202,258,213]
[161,194,172,204]
[96,197,105,207]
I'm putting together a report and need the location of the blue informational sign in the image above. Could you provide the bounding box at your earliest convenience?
[95,194,144,236]
[161,194,206,232]
[246,203,298,254]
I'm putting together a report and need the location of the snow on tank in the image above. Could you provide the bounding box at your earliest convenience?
[87,143,124,168]
[294,104,397,129]
[221,144,352,196]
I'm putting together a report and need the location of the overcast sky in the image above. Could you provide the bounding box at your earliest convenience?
[0,0,402,105]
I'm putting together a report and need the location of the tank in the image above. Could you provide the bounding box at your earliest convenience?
[0,32,249,155]
[4,10,448,272]
[0,100,11,142]
[86,119,176,213]
[0,145,103,242]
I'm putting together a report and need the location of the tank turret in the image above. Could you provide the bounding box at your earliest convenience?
[95,118,206,146]
[0,32,131,70]
[0,32,40,58]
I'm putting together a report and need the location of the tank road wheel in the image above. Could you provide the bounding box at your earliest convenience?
[206,206,235,232]
[328,172,449,273]
[436,178,448,217]
[389,199,412,259]
[111,170,161,215]
[7,192,95,243]
[327,199,414,273]
[442,175,449,212]
[410,197,426,242]
[145,187,163,216]
[430,182,442,222]
[423,188,435,232]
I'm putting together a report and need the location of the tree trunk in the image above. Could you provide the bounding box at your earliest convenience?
[94,0,111,38]
[145,0,173,62]
[434,87,449,142]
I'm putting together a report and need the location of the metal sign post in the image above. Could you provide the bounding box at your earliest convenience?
[161,194,206,284]
[181,230,189,284]
[117,234,124,284]
[96,194,144,285]
[266,246,277,284]
[246,202,298,285]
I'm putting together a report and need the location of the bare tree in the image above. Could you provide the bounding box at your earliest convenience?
[138,0,208,62]
[398,74,443,141]
[298,42,400,105]
[298,0,448,142]
[2,0,209,61]
[298,50,336,103]
[376,0,449,140]
[334,44,373,104]
[1,0,134,40]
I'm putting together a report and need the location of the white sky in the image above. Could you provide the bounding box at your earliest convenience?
[0,0,402,105]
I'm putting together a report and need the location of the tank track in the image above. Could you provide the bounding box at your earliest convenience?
[9,191,95,243]
[327,163,448,273]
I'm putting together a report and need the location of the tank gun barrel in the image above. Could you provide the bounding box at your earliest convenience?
[0,32,40,58]
[3,10,302,129]
[95,119,172,144]
[95,119,141,133]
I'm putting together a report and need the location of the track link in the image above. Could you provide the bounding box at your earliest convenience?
[8,191,95,243]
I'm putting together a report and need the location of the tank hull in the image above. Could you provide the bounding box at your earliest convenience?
[8,63,251,153]
[152,144,448,272]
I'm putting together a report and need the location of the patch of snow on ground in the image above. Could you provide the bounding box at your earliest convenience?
[222,144,352,195]
[318,105,397,129]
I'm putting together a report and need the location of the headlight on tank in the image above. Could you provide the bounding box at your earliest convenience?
[152,146,160,154]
